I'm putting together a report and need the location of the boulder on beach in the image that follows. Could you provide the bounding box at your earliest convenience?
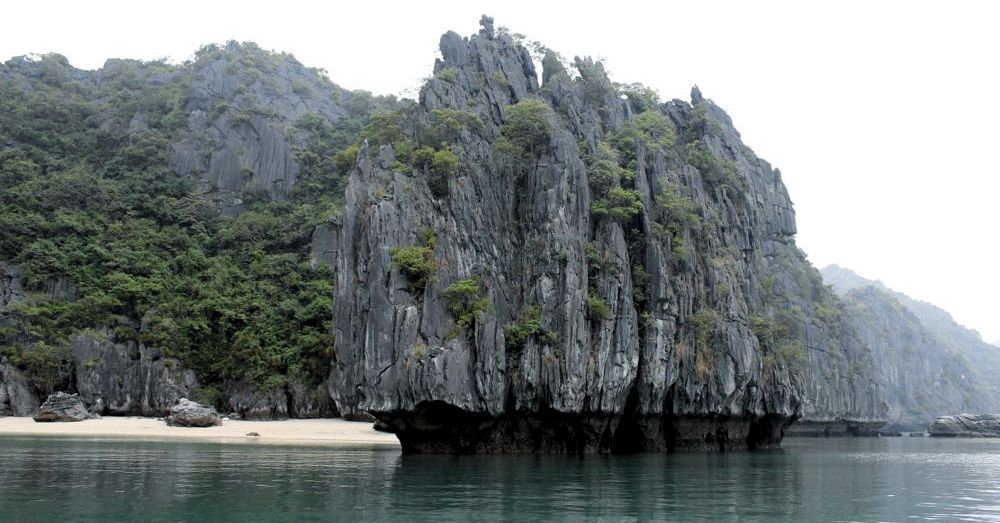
[929,414,1000,437]
[165,398,222,427]
[33,392,96,422]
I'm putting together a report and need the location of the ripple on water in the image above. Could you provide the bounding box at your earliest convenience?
[0,437,998,521]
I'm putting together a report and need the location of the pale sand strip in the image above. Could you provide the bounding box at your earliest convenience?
[0,416,400,448]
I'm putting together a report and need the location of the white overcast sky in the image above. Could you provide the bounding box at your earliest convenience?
[3,0,998,342]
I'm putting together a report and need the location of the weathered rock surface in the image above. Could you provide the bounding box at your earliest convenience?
[33,392,95,422]
[220,379,338,420]
[785,420,885,437]
[330,17,883,453]
[165,398,222,427]
[821,265,1000,431]
[288,379,339,419]
[0,357,39,416]
[73,329,198,416]
[310,221,341,269]
[169,42,351,215]
[0,262,23,307]
[929,414,1000,437]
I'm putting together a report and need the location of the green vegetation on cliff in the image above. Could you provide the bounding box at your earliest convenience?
[0,46,386,395]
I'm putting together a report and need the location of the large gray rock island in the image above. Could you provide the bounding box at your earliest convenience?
[328,17,884,453]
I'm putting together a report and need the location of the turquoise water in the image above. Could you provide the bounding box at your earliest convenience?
[0,436,998,522]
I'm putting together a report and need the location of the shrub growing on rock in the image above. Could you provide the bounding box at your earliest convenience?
[505,306,542,349]
[390,246,435,295]
[685,141,745,194]
[592,187,644,223]
[499,99,551,159]
[587,294,611,320]
[444,277,489,334]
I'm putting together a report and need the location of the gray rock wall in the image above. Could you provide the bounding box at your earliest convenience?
[221,379,338,419]
[330,18,883,453]
[72,330,198,416]
[310,221,340,269]
[0,264,37,416]
[0,357,39,416]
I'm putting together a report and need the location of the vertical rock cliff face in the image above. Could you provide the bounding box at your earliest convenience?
[821,265,1000,431]
[331,18,883,453]
[0,262,37,416]
[72,329,197,416]
[0,356,38,416]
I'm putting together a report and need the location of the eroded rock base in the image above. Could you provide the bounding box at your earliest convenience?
[785,420,885,437]
[377,402,795,454]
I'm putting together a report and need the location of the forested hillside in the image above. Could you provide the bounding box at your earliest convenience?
[0,43,396,415]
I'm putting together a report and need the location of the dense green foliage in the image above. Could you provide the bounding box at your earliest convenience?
[587,294,611,320]
[0,47,365,395]
[443,277,488,337]
[752,314,806,363]
[499,99,552,159]
[504,306,542,350]
[585,141,628,196]
[585,141,643,223]
[429,108,482,143]
[390,246,436,295]
[685,140,745,195]
[591,187,644,222]
[617,83,660,113]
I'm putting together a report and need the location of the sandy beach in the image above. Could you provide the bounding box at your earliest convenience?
[0,416,401,448]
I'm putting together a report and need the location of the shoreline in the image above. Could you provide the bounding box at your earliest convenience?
[0,416,401,449]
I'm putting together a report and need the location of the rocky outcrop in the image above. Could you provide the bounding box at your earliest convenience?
[929,414,1000,437]
[329,17,883,453]
[222,381,287,419]
[2,264,44,417]
[221,378,337,419]
[288,379,338,418]
[821,265,1000,431]
[72,329,198,416]
[310,221,341,269]
[165,398,222,427]
[33,392,95,422]
[169,42,352,215]
[0,262,23,307]
[0,357,39,416]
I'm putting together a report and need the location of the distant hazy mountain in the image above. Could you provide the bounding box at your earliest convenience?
[821,265,1000,430]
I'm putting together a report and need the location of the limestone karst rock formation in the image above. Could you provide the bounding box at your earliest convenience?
[329,17,883,453]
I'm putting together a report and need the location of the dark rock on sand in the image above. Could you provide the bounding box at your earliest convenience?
[165,398,222,427]
[33,392,95,422]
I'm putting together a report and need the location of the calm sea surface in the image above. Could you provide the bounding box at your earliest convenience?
[0,435,998,522]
